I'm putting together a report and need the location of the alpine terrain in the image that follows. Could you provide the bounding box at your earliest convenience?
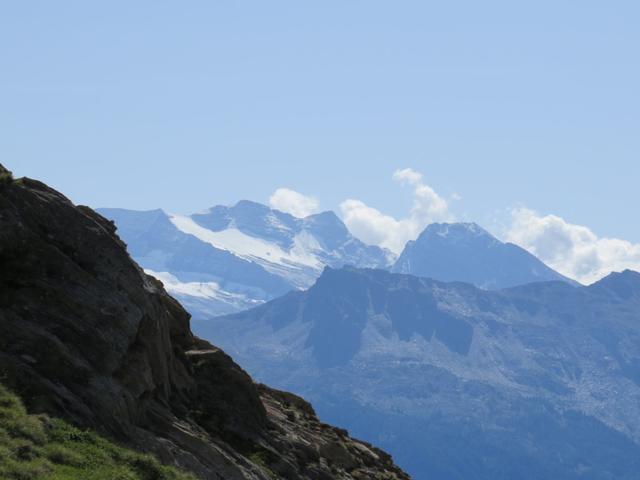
[99,203,392,317]
[100,210,576,322]
[199,266,640,479]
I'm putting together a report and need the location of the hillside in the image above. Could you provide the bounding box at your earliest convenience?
[0,383,195,480]
[0,164,408,480]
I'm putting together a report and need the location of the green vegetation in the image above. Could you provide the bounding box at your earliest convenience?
[0,383,196,480]
[247,450,278,480]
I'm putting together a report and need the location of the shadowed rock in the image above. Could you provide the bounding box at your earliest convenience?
[0,165,409,480]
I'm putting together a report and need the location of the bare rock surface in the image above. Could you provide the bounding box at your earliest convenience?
[0,165,409,480]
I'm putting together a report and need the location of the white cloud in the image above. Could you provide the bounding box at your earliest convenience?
[393,168,423,186]
[339,199,413,253]
[340,168,453,253]
[269,188,320,218]
[506,207,640,285]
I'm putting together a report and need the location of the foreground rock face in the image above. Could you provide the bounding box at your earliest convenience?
[0,165,409,480]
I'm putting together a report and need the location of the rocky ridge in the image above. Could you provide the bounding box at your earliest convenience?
[0,164,408,480]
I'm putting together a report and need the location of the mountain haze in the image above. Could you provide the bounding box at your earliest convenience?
[392,222,578,289]
[101,207,576,322]
[99,202,392,317]
[199,266,640,479]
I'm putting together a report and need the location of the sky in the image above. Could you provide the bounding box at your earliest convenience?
[2,1,640,283]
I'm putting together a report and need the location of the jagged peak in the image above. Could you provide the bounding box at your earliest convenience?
[202,199,271,215]
[302,210,348,233]
[591,269,640,284]
[199,200,299,226]
[314,265,359,284]
[589,269,640,292]
[393,220,574,289]
[305,209,341,222]
[313,265,396,288]
[200,199,268,214]
[419,222,493,240]
[234,199,272,210]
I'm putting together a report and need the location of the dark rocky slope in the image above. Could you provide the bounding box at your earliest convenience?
[0,164,408,480]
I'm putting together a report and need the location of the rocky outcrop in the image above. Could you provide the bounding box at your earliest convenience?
[0,165,409,480]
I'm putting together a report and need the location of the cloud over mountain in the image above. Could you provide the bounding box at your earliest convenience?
[265,170,640,284]
[268,187,320,218]
[340,168,453,253]
[336,168,640,283]
[507,207,640,284]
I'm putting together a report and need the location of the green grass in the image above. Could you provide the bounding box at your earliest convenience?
[0,383,196,480]
[247,450,278,480]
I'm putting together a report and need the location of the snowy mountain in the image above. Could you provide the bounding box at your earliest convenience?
[196,267,640,479]
[100,205,577,318]
[188,200,393,287]
[98,201,392,316]
[392,222,578,288]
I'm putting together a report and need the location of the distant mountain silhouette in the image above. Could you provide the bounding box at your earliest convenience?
[101,208,579,323]
[99,202,392,316]
[198,266,640,479]
[392,222,578,288]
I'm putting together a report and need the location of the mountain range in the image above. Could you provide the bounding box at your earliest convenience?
[98,202,391,316]
[99,202,578,319]
[196,266,640,479]
[7,166,638,479]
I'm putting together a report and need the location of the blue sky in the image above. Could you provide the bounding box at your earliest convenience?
[3,1,640,282]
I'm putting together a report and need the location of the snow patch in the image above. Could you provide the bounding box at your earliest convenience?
[169,214,322,269]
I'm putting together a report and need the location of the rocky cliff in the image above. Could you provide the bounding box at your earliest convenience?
[0,164,408,480]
